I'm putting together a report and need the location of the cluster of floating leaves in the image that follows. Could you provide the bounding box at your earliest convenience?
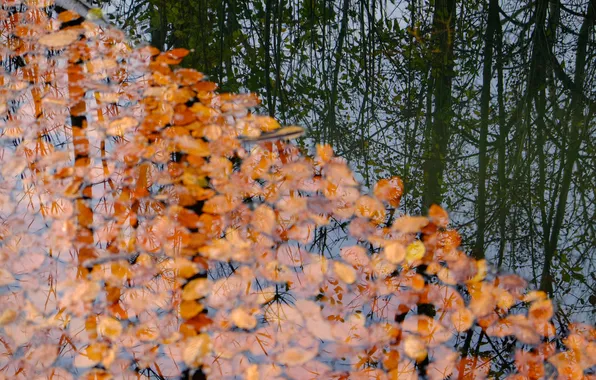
[0,1,594,379]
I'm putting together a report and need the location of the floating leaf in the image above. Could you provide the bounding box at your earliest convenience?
[384,242,406,264]
[374,176,404,207]
[392,216,429,233]
[405,240,425,264]
[334,261,357,284]
[107,116,139,136]
[252,204,276,234]
[182,278,210,301]
[404,335,427,362]
[38,29,79,48]
[450,308,474,332]
[355,195,386,224]
[1,157,27,177]
[97,316,123,339]
[74,343,108,368]
[277,347,318,366]
[182,334,211,367]
[0,309,17,326]
[0,268,15,286]
[180,300,205,319]
[428,204,449,228]
[230,307,257,330]
[528,299,554,322]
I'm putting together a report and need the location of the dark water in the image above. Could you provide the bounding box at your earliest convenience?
[104,0,596,322]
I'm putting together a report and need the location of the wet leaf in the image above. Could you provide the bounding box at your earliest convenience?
[384,242,406,264]
[405,240,425,264]
[404,335,427,362]
[374,176,404,208]
[107,116,139,136]
[277,347,318,366]
[334,261,357,284]
[230,307,257,330]
[0,268,15,286]
[39,29,79,48]
[97,316,123,339]
[0,309,18,326]
[450,308,474,332]
[182,334,211,367]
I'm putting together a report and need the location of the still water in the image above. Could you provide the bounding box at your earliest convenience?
[0,1,593,379]
[108,0,595,321]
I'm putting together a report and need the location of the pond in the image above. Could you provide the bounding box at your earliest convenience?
[0,1,594,379]
[108,0,595,320]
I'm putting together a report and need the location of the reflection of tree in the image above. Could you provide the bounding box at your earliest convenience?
[101,0,596,322]
[422,0,456,214]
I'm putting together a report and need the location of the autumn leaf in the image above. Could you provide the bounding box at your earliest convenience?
[450,307,474,332]
[385,242,407,264]
[334,261,357,284]
[0,268,15,286]
[107,116,139,136]
[404,335,427,362]
[0,5,592,379]
[182,334,211,367]
[373,176,404,208]
[405,240,425,264]
[0,309,18,326]
[97,316,123,339]
[38,29,79,48]
[277,347,318,366]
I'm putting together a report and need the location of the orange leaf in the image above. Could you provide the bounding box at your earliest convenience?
[374,176,404,207]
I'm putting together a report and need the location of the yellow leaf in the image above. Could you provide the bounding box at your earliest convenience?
[88,8,105,20]
[252,204,276,234]
[107,116,139,136]
[180,300,204,319]
[523,290,548,303]
[404,335,427,362]
[101,346,116,368]
[74,343,108,368]
[182,278,210,301]
[0,309,17,326]
[334,261,357,284]
[467,259,487,283]
[97,316,122,339]
[177,136,211,157]
[182,334,211,367]
[374,176,404,207]
[136,325,160,341]
[392,216,429,233]
[529,299,554,322]
[86,58,117,75]
[253,115,280,132]
[355,195,386,224]
[230,307,257,330]
[245,364,259,380]
[405,240,425,264]
[316,144,334,162]
[1,157,27,177]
